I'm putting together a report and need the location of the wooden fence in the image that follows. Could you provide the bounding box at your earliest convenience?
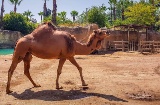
[109,40,137,51]
[139,41,160,53]
[108,40,160,53]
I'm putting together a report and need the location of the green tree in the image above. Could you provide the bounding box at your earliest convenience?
[23,10,34,21]
[108,0,117,21]
[9,0,23,13]
[70,10,78,22]
[124,3,156,25]
[3,12,36,34]
[58,11,67,23]
[117,0,134,20]
[23,10,31,21]
[87,4,107,27]
[38,11,43,23]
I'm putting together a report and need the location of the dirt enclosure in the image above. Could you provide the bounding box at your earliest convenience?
[1,52,160,105]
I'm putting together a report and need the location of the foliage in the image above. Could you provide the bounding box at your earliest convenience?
[38,11,44,23]
[124,3,156,25]
[23,10,34,21]
[43,9,51,17]
[9,0,23,13]
[3,12,36,35]
[70,10,78,22]
[87,4,108,27]
[155,9,160,31]
[58,11,67,23]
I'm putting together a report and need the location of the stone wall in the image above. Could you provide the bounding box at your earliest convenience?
[58,24,99,43]
[0,24,98,49]
[0,30,22,48]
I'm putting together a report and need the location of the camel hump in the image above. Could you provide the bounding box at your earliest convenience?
[47,22,57,30]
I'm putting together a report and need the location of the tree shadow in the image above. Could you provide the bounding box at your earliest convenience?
[10,89,128,102]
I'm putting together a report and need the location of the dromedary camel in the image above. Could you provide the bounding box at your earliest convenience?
[6,22,110,94]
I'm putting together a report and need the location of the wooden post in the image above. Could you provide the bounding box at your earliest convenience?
[128,26,130,41]
[122,40,124,52]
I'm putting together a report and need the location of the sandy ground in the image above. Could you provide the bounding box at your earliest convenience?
[1,51,160,105]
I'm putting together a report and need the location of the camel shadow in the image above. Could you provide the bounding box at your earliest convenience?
[10,89,128,102]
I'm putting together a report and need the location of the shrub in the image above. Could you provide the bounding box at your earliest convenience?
[3,12,36,35]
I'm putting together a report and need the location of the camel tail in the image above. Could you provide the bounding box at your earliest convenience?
[14,39,19,50]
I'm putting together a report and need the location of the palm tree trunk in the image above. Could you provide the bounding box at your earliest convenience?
[52,0,57,25]
[14,3,17,13]
[73,16,75,22]
[1,0,4,21]
[43,0,47,16]
[41,15,42,23]
[122,8,124,20]
[110,5,113,24]
[113,5,116,20]
[0,0,4,29]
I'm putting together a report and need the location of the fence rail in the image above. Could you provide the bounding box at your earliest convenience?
[139,41,160,53]
[109,40,137,51]
[108,40,160,53]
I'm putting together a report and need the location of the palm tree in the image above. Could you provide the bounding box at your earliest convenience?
[23,10,31,21]
[9,0,23,13]
[0,0,4,29]
[117,0,133,20]
[58,11,67,22]
[38,11,43,23]
[29,14,34,20]
[52,0,57,25]
[43,0,49,16]
[112,0,117,20]
[0,0,4,22]
[70,10,78,22]
[108,0,113,23]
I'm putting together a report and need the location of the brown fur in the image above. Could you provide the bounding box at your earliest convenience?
[64,34,76,53]
[87,33,96,47]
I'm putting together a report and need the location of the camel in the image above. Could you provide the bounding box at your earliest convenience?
[6,22,110,94]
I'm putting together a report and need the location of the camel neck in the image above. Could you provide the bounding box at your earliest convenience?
[75,39,98,55]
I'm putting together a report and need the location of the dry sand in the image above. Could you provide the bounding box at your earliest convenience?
[1,52,160,105]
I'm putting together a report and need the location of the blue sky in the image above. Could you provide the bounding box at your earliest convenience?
[2,0,139,23]
[2,0,110,23]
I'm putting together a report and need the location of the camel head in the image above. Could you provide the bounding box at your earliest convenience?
[87,29,110,49]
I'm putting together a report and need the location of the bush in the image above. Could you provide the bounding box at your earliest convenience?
[3,12,36,35]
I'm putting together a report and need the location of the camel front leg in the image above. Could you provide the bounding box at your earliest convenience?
[56,58,66,89]
[68,57,88,86]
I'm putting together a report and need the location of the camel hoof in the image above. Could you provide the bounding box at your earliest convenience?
[56,86,63,90]
[6,90,13,94]
[81,84,89,90]
[82,84,88,86]
[34,84,41,88]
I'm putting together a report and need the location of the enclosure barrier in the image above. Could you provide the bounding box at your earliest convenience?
[139,41,160,53]
[109,40,136,52]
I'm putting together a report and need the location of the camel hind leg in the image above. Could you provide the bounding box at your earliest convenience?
[6,56,23,94]
[23,52,41,87]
